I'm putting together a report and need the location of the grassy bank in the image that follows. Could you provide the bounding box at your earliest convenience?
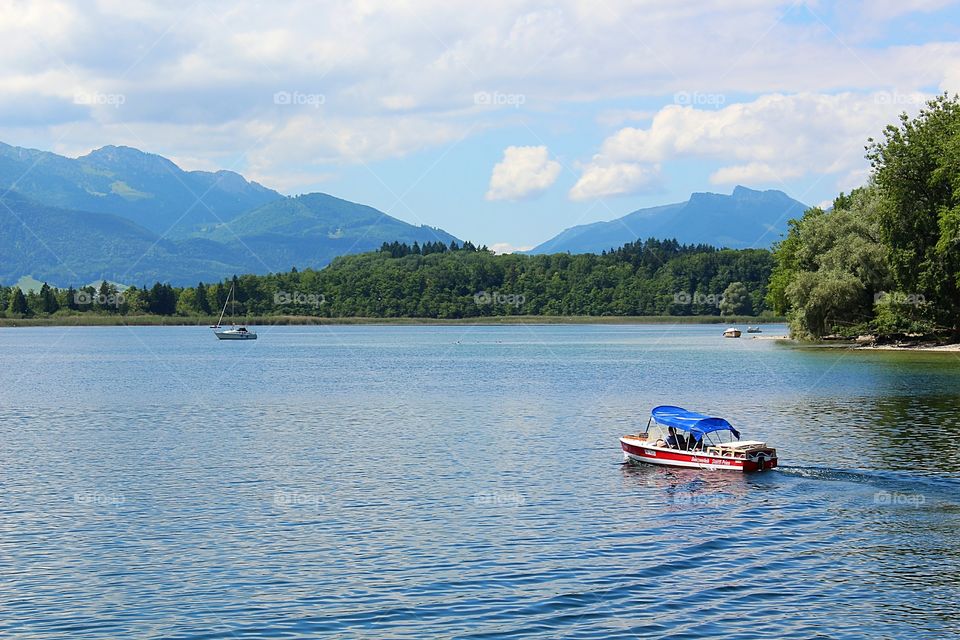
[0,314,784,328]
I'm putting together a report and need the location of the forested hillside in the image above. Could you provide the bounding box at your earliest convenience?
[0,239,774,320]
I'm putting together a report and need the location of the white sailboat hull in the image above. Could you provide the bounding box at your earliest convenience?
[214,329,257,340]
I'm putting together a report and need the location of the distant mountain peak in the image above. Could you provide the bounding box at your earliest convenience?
[84,144,142,156]
[732,184,761,197]
[0,140,282,236]
[687,190,727,205]
[688,185,780,203]
[529,185,808,254]
[82,144,162,161]
[80,144,181,174]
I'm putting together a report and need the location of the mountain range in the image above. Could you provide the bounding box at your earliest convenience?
[0,143,458,286]
[1,141,809,288]
[529,186,808,254]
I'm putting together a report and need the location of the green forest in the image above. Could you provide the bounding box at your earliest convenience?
[768,94,960,340]
[0,238,774,320]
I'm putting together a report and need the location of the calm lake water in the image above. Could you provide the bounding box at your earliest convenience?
[1,324,958,638]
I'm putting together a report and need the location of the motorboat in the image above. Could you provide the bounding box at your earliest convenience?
[212,283,257,340]
[723,327,742,338]
[620,405,777,472]
[747,326,762,333]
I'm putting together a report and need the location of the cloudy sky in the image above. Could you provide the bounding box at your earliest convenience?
[3,0,959,250]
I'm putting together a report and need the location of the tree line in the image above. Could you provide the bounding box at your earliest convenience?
[768,94,960,340]
[1,238,775,319]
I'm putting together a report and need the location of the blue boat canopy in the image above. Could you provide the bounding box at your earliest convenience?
[651,405,741,441]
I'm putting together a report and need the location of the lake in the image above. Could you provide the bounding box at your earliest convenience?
[1,324,958,638]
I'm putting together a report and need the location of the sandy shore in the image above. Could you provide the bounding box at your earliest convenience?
[750,334,960,351]
[858,342,960,352]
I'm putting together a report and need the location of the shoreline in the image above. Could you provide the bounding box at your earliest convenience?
[754,334,960,352]
[0,314,784,328]
[2,317,956,351]
[856,342,960,352]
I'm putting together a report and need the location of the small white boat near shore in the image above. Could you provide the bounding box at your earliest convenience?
[212,284,257,340]
[723,327,741,338]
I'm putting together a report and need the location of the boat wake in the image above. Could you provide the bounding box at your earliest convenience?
[775,465,960,501]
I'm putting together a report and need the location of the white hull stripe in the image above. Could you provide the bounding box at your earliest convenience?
[623,451,746,471]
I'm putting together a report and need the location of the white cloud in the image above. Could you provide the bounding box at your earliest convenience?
[489,242,533,254]
[710,162,804,185]
[569,162,661,201]
[380,95,418,110]
[859,0,956,20]
[940,60,960,92]
[836,166,872,195]
[572,91,933,198]
[486,145,561,200]
[595,109,655,127]
[0,0,957,195]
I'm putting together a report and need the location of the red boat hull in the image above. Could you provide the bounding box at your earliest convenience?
[620,438,777,472]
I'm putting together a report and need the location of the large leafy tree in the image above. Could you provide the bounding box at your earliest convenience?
[195,282,212,315]
[7,287,29,316]
[867,93,960,333]
[719,282,751,316]
[768,188,891,338]
[39,283,59,314]
[147,283,178,315]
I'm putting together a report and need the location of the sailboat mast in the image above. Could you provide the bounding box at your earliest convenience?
[216,284,233,327]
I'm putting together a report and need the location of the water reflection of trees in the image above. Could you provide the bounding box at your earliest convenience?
[777,394,960,474]
[765,348,960,473]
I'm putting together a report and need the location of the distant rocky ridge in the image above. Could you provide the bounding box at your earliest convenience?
[529,186,808,254]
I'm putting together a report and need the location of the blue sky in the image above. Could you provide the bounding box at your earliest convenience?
[2,0,959,250]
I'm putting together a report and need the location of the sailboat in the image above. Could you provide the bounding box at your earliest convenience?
[211,284,257,340]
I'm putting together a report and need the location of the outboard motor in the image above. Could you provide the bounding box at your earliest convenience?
[754,452,768,471]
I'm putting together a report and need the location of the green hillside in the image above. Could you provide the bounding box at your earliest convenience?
[0,142,281,235]
[192,193,460,272]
